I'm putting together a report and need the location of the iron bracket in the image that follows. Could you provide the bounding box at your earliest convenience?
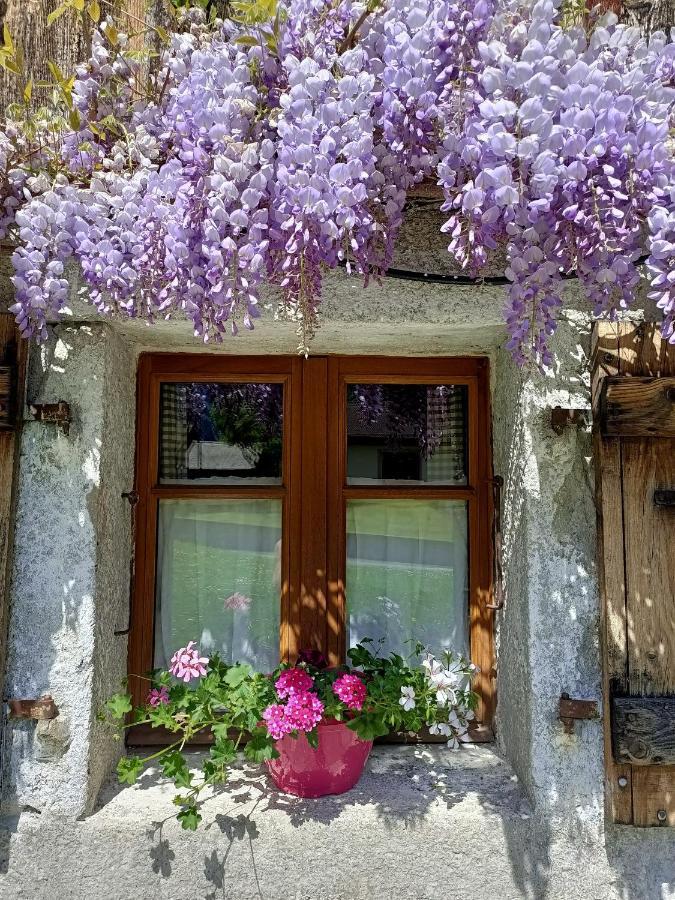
[29,401,72,435]
[559,692,599,734]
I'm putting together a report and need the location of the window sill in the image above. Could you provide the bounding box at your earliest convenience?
[94,743,529,828]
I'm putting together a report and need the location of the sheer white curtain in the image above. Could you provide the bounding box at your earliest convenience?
[347,499,469,659]
[155,499,281,673]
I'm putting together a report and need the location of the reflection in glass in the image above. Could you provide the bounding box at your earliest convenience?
[346,384,467,484]
[154,499,281,672]
[347,499,469,658]
[159,382,283,484]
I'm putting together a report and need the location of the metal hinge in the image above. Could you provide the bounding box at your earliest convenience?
[29,401,72,435]
[559,693,599,734]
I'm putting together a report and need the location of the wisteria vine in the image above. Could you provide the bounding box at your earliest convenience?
[0,0,674,364]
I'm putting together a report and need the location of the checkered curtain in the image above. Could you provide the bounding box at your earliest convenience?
[425,386,466,483]
[159,384,188,480]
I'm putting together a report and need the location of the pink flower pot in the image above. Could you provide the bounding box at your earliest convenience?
[265,720,373,798]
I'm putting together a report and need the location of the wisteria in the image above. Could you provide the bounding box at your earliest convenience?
[0,0,674,364]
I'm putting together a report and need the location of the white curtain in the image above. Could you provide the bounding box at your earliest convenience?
[155,499,281,673]
[347,499,469,659]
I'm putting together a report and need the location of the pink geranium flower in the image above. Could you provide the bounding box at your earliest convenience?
[169,641,209,683]
[262,703,292,741]
[284,691,324,732]
[147,686,170,707]
[332,673,367,711]
[275,667,314,699]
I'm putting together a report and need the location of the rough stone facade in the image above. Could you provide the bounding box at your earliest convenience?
[0,268,674,898]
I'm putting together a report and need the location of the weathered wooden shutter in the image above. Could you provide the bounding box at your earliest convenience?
[0,313,27,729]
[593,322,675,826]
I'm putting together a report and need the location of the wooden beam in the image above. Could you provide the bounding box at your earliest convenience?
[612,697,675,766]
[602,376,675,437]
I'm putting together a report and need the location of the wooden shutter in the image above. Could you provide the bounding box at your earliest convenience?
[593,322,675,826]
[0,314,27,729]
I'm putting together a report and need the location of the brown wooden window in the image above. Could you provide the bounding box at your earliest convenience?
[129,355,495,733]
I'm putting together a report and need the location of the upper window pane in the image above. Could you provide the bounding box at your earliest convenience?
[159,382,283,484]
[346,384,467,485]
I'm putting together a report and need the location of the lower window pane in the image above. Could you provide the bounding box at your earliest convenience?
[154,499,281,672]
[347,499,469,658]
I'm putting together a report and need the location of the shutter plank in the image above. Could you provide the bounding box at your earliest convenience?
[623,325,675,826]
[612,697,675,765]
[592,323,633,824]
[602,377,675,437]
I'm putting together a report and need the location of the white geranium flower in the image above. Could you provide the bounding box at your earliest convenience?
[447,736,461,750]
[429,722,451,737]
[399,685,416,711]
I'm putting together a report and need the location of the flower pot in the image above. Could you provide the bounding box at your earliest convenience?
[265,719,373,798]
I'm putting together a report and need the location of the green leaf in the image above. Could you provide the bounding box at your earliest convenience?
[306,727,319,750]
[3,24,14,52]
[161,750,193,789]
[347,713,388,742]
[104,22,119,46]
[210,738,237,766]
[87,0,101,23]
[105,693,133,721]
[73,0,85,11]
[244,730,277,763]
[177,805,201,831]
[47,4,71,27]
[117,755,144,785]
[225,664,252,688]
[156,26,170,43]
[235,35,260,47]
[23,78,32,103]
[68,108,80,130]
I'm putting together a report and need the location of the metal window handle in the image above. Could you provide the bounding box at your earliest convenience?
[654,489,675,508]
[486,475,505,611]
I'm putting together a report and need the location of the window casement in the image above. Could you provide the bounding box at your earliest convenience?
[128,354,495,740]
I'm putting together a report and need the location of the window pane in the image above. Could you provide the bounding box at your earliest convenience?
[347,499,469,657]
[346,384,467,484]
[154,499,281,672]
[159,382,283,484]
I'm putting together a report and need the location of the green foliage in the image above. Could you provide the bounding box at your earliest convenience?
[105,692,133,721]
[103,638,477,830]
[117,755,144,785]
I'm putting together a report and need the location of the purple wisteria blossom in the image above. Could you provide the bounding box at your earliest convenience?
[0,1,674,364]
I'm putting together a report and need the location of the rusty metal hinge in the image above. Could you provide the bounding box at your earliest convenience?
[30,401,72,435]
[7,695,59,721]
[121,490,140,506]
[559,693,598,734]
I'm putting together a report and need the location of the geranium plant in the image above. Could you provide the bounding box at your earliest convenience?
[101,638,478,829]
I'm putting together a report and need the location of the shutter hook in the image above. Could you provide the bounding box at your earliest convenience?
[485,475,505,610]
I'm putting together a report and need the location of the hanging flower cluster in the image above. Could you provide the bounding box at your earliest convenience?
[1,0,674,363]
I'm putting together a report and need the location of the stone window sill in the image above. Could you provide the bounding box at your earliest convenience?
[92,743,531,828]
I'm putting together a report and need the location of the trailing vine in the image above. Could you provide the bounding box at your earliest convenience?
[0,0,673,364]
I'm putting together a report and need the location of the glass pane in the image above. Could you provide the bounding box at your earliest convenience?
[347,499,469,657]
[154,499,281,672]
[346,384,467,485]
[159,382,283,484]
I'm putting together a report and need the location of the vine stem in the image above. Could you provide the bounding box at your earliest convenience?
[338,0,384,54]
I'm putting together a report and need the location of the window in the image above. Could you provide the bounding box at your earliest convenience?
[129,355,495,734]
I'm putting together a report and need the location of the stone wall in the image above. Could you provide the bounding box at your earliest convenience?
[0,272,674,897]
[1,324,135,816]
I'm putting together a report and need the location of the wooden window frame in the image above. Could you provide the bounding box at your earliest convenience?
[128,353,495,738]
